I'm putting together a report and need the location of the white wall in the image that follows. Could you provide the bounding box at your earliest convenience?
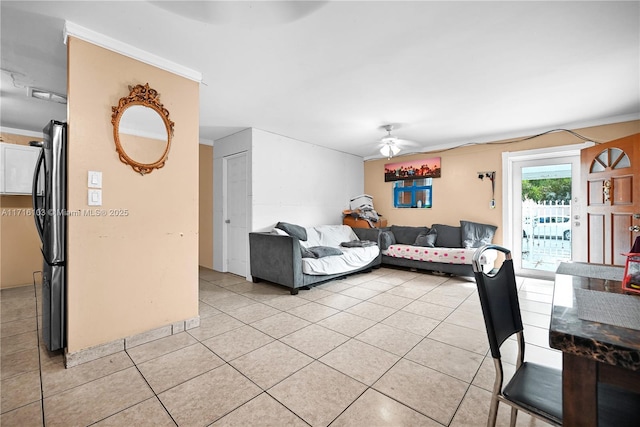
[251,128,363,230]
[213,127,364,276]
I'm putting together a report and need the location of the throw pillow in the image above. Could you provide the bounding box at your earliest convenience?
[380,231,396,250]
[300,247,316,258]
[340,240,376,248]
[460,220,498,248]
[275,222,307,241]
[390,225,429,245]
[308,246,343,258]
[432,224,463,248]
[414,228,437,247]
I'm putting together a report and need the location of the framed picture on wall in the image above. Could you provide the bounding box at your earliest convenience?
[384,157,441,182]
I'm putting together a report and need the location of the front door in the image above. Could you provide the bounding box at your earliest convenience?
[581,134,639,265]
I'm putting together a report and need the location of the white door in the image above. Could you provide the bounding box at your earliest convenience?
[504,145,586,279]
[224,152,248,277]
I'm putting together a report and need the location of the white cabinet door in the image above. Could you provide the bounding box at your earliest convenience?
[0,142,40,195]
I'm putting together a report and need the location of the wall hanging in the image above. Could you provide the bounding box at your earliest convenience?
[384,157,441,182]
[111,83,174,175]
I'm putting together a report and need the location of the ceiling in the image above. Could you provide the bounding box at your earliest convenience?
[1,1,638,159]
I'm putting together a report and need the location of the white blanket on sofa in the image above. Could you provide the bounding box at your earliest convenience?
[299,225,380,275]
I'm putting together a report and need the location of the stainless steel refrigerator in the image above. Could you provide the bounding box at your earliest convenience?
[32,120,67,351]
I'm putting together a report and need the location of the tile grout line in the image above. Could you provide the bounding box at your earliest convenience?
[122,347,179,426]
[268,274,458,426]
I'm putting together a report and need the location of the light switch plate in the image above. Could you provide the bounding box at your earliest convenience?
[88,171,102,188]
[88,189,102,206]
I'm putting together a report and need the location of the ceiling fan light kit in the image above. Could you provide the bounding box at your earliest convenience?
[380,143,400,159]
[379,124,402,159]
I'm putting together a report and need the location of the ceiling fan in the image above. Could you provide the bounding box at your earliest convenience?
[377,124,417,159]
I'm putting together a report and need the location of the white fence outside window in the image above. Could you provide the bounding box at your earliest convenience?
[521,200,572,271]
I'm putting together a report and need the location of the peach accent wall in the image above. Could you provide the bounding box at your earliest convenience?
[66,38,199,352]
[0,133,43,288]
[364,120,640,247]
[199,144,213,269]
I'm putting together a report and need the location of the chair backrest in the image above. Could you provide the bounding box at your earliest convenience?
[472,245,523,359]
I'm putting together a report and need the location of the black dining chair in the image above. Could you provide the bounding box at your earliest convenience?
[472,245,562,427]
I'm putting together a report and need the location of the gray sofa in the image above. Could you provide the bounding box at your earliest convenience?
[379,222,498,277]
[249,227,381,295]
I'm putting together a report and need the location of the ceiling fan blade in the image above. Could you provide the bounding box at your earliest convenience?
[395,138,421,147]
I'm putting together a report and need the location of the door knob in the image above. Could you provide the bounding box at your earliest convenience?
[630,225,640,232]
[225,219,231,224]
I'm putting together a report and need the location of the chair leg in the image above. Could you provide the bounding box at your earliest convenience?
[487,396,499,427]
[509,407,518,427]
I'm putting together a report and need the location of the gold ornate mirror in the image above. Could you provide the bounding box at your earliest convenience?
[111,83,174,175]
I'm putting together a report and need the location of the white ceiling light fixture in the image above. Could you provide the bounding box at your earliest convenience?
[380,141,401,159]
[379,125,401,159]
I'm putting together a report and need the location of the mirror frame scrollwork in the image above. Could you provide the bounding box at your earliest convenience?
[111,83,174,175]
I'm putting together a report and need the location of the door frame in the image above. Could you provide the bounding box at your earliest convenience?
[502,142,593,278]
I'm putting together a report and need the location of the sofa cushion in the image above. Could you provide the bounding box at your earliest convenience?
[275,222,307,241]
[390,225,429,245]
[414,228,438,247]
[432,224,462,248]
[340,240,376,248]
[380,231,396,250]
[304,246,343,258]
[382,244,497,269]
[301,247,316,258]
[461,220,497,248]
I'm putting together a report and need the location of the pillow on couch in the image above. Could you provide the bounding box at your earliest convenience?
[390,225,429,245]
[414,228,437,247]
[460,220,497,248]
[431,224,462,248]
[302,246,343,258]
[380,231,396,250]
[275,222,307,241]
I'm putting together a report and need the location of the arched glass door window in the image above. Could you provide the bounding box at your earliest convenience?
[590,148,630,172]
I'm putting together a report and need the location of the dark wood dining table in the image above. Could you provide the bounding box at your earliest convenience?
[549,263,640,426]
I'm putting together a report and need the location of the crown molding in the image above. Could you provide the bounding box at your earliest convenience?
[63,21,202,83]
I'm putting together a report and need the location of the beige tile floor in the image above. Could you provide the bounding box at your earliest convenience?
[0,266,558,426]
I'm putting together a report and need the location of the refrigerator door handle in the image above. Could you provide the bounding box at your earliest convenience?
[32,148,45,243]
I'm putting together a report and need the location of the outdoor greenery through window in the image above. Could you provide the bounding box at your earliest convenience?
[393,178,432,208]
[522,177,571,202]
